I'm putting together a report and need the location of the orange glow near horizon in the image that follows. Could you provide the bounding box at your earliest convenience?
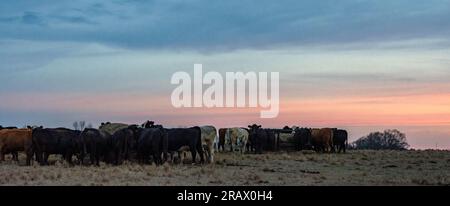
[1,92,449,128]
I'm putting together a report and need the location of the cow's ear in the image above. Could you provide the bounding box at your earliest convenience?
[248,125,252,128]
[27,126,32,129]
[101,122,104,126]
[39,126,43,129]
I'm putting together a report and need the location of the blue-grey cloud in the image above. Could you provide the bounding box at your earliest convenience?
[0,0,449,50]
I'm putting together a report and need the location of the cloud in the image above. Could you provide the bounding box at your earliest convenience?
[0,0,450,50]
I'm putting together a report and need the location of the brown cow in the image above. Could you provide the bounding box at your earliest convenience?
[0,128,34,165]
[218,128,227,152]
[310,128,334,153]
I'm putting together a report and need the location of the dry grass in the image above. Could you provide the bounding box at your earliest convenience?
[0,150,449,186]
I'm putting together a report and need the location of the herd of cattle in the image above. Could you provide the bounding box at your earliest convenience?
[0,122,348,166]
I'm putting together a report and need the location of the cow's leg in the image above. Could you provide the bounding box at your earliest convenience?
[210,146,214,163]
[95,149,101,167]
[115,150,121,165]
[176,151,181,164]
[230,142,233,152]
[189,145,198,164]
[35,151,42,165]
[197,144,205,164]
[12,151,19,161]
[44,153,50,165]
[203,146,210,164]
[66,153,73,165]
[26,149,33,166]
[90,152,95,165]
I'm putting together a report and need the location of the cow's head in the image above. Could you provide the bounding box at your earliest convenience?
[128,124,142,146]
[142,120,155,128]
[248,124,261,132]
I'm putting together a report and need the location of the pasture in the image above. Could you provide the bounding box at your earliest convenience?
[0,150,449,186]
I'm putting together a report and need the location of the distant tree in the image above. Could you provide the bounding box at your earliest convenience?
[87,123,93,129]
[352,129,409,150]
[73,121,79,131]
[79,121,86,131]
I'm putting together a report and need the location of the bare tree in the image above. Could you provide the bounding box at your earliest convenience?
[73,121,79,131]
[79,121,86,131]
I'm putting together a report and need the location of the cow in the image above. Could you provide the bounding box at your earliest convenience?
[99,122,129,136]
[107,125,140,165]
[200,126,216,163]
[0,128,33,165]
[166,127,204,164]
[32,127,83,165]
[142,120,164,129]
[226,128,249,154]
[265,129,276,151]
[294,128,312,151]
[170,145,190,164]
[0,126,18,130]
[0,126,20,160]
[79,128,110,166]
[247,125,278,154]
[310,128,334,153]
[247,124,268,154]
[137,127,168,165]
[218,128,227,152]
[332,128,348,153]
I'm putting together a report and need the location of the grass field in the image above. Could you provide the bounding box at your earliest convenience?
[0,150,449,186]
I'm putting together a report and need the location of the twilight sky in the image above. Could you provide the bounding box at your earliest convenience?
[1,0,450,149]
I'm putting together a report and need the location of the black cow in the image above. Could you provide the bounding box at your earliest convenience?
[247,124,268,154]
[247,125,277,154]
[265,129,276,151]
[108,125,141,165]
[165,127,204,164]
[79,128,110,166]
[332,128,348,153]
[141,120,155,128]
[32,127,82,165]
[137,127,168,165]
[294,128,312,151]
[0,126,18,130]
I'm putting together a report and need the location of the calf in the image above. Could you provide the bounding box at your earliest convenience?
[166,127,204,164]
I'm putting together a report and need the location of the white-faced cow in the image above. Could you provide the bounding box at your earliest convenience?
[200,126,217,163]
[226,128,249,154]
